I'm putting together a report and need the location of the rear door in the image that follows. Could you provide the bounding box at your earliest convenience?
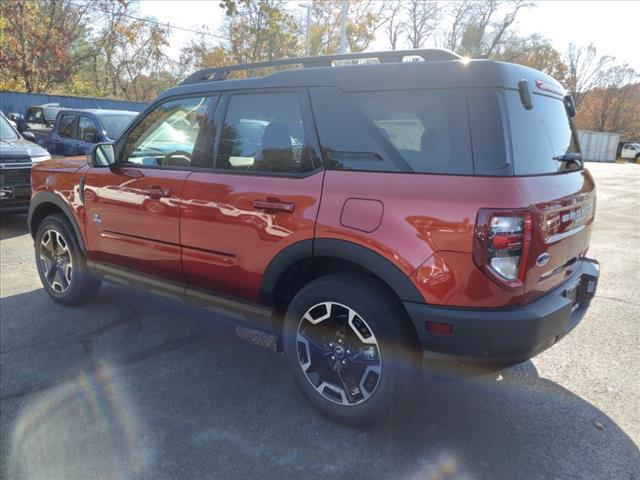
[180,89,324,302]
[53,113,79,156]
[83,95,215,281]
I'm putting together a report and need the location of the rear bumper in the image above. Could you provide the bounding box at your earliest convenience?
[403,258,599,365]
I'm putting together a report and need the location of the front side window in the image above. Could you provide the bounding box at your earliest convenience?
[122,96,211,168]
[78,116,98,143]
[216,93,311,174]
[59,115,76,138]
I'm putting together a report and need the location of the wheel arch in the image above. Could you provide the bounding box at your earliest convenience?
[28,192,86,253]
[261,238,425,311]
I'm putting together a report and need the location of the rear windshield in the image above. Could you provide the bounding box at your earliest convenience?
[506,91,581,175]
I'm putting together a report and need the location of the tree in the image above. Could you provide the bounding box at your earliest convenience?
[0,0,95,92]
[436,0,533,57]
[219,0,300,66]
[379,1,403,51]
[564,43,615,109]
[308,0,381,55]
[493,34,567,80]
[403,0,439,49]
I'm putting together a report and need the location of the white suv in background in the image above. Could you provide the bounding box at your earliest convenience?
[620,143,640,162]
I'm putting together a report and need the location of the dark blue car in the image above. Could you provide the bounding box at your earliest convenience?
[40,109,138,156]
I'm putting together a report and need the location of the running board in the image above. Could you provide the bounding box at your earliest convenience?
[86,261,273,326]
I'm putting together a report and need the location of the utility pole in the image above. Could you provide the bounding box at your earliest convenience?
[299,3,311,57]
[340,0,347,54]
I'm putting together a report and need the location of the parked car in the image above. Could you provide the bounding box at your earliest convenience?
[38,109,138,156]
[0,111,50,213]
[28,49,600,425]
[21,103,64,141]
[620,142,640,162]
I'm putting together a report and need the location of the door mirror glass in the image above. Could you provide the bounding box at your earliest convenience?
[89,143,115,167]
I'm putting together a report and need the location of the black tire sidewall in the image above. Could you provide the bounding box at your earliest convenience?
[34,214,94,305]
[283,274,418,426]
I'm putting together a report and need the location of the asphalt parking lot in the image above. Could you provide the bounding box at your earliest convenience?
[1,162,639,480]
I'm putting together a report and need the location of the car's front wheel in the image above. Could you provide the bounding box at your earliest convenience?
[35,213,101,305]
[283,274,420,426]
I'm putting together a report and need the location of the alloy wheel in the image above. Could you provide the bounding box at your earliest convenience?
[296,302,382,406]
[39,229,73,293]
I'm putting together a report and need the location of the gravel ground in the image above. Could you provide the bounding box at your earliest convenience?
[1,162,638,480]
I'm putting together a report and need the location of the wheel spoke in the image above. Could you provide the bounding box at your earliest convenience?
[337,368,357,404]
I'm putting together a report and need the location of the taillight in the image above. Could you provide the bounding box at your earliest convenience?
[473,209,533,289]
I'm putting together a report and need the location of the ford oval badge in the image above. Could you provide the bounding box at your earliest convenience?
[536,252,551,267]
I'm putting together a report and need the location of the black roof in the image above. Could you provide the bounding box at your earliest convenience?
[156,49,566,105]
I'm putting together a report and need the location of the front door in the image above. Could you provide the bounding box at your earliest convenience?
[83,95,215,281]
[180,90,324,302]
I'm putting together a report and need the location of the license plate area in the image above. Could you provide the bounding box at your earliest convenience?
[564,279,581,313]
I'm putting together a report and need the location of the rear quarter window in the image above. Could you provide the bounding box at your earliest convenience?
[310,87,473,174]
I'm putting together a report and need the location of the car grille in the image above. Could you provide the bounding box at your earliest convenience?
[0,156,31,164]
[1,168,31,186]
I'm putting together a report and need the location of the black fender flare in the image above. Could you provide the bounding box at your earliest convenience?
[260,238,424,306]
[28,191,87,253]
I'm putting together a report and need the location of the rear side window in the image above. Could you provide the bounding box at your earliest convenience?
[59,114,76,138]
[506,91,580,175]
[216,92,312,174]
[310,87,473,174]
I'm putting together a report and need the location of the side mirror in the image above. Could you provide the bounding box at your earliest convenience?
[22,131,36,142]
[84,132,97,143]
[88,143,116,168]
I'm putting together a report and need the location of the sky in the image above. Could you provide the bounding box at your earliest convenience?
[138,0,640,72]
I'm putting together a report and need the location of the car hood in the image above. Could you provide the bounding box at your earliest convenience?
[0,137,49,158]
[32,155,87,173]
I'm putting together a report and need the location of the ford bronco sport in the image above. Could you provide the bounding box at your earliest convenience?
[28,49,599,425]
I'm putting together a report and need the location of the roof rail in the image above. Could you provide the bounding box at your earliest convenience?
[180,48,462,85]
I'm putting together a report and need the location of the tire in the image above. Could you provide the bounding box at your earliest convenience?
[283,273,420,426]
[635,154,640,163]
[34,213,101,305]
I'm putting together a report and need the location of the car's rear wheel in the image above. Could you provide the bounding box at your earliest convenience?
[35,214,101,305]
[283,274,420,426]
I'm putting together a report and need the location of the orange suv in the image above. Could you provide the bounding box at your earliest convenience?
[28,50,599,425]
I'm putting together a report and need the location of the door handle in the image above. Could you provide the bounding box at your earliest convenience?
[142,186,171,199]
[252,199,295,213]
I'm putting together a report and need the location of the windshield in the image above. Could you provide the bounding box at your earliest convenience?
[506,91,581,175]
[100,114,137,139]
[0,114,20,141]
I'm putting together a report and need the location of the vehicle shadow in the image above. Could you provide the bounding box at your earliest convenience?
[1,285,638,480]
[0,213,29,241]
